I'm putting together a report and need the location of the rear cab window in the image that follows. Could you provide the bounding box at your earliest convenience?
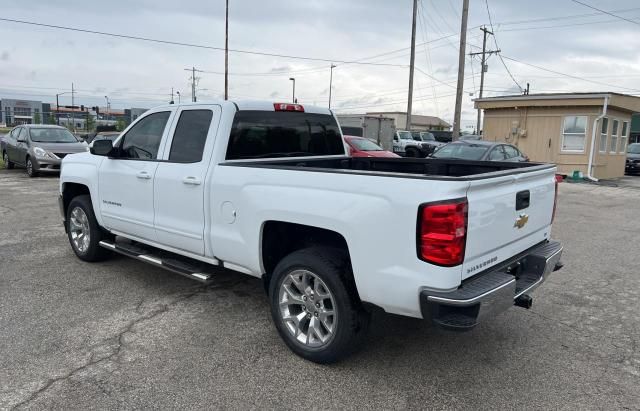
[225,111,345,160]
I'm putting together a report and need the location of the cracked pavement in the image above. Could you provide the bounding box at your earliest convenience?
[1,169,639,409]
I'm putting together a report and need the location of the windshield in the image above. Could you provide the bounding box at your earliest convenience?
[420,132,436,141]
[628,143,640,154]
[29,128,78,143]
[431,143,489,160]
[349,138,383,151]
[398,131,412,140]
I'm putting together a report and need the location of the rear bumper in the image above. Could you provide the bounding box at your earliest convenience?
[420,240,563,331]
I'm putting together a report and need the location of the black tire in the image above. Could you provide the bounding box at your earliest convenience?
[405,147,419,158]
[269,247,370,364]
[3,151,14,169]
[26,156,38,178]
[66,195,112,262]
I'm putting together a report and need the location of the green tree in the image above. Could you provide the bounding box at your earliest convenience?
[85,113,96,132]
[48,113,56,124]
[33,112,41,125]
[116,118,127,132]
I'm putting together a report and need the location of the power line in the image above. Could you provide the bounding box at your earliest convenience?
[569,0,640,26]
[484,0,522,92]
[0,17,407,68]
[499,55,640,93]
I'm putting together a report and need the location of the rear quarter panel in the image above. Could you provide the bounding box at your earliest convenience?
[209,165,470,318]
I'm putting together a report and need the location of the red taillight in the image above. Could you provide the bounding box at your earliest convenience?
[273,103,304,112]
[551,179,559,224]
[418,199,468,267]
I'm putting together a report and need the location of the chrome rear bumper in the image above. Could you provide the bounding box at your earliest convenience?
[420,240,563,331]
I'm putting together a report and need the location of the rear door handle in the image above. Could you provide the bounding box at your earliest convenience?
[182,176,201,185]
[136,171,152,180]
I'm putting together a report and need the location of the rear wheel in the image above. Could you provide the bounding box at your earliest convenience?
[26,157,38,178]
[66,195,112,262]
[269,247,370,363]
[3,152,13,169]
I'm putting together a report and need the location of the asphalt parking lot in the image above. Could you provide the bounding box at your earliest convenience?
[1,169,639,410]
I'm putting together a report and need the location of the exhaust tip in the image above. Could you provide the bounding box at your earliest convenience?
[515,294,533,309]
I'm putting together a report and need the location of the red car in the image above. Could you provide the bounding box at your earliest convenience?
[344,135,399,158]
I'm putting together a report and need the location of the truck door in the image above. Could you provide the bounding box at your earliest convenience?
[98,110,173,242]
[153,105,221,256]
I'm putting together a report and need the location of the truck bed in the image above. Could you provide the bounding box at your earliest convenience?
[221,156,555,181]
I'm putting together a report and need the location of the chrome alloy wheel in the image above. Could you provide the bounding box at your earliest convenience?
[26,159,33,175]
[69,206,91,253]
[279,269,337,347]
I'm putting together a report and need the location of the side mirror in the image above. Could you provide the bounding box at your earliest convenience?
[90,139,115,156]
[393,136,399,142]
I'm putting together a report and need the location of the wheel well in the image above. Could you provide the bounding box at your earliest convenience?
[261,221,352,291]
[62,183,91,215]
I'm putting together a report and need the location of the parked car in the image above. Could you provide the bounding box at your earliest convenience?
[430,141,529,162]
[2,125,89,177]
[59,100,562,363]
[392,130,432,157]
[336,115,395,151]
[626,143,640,174]
[411,131,445,154]
[428,130,453,143]
[344,135,399,158]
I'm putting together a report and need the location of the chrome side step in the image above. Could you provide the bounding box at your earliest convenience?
[99,240,217,284]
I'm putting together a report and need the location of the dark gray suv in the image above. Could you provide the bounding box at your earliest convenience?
[2,125,88,177]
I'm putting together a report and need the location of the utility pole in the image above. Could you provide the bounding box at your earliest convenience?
[470,26,499,135]
[185,67,203,102]
[225,0,229,100]
[452,0,469,141]
[328,63,336,109]
[406,0,418,131]
[170,87,174,104]
[192,67,196,102]
[71,82,75,132]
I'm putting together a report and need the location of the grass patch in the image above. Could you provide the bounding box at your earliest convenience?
[0,156,4,169]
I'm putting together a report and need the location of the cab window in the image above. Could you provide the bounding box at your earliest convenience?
[119,112,171,160]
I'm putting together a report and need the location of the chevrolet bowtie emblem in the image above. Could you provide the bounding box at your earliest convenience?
[514,213,529,229]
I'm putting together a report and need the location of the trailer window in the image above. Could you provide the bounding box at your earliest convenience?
[226,111,345,159]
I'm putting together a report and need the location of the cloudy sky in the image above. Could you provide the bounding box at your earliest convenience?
[1,0,640,129]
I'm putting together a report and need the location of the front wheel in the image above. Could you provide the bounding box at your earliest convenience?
[269,247,370,363]
[66,195,112,262]
[26,157,38,178]
[405,147,419,158]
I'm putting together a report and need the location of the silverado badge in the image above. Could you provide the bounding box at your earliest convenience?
[514,213,529,229]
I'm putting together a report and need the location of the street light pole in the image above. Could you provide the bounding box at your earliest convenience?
[176,91,181,104]
[289,77,296,103]
[55,90,72,126]
[104,96,111,122]
[328,64,336,109]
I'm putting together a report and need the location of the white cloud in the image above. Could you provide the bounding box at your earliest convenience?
[0,0,639,126]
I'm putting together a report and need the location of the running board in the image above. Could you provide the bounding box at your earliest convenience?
[99,239,218,284]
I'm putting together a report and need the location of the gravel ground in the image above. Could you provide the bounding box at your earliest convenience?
[0,168,639,410]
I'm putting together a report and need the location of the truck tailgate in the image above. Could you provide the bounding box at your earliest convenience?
[462,167,556,280]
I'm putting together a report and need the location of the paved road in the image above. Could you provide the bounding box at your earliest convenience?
[1,169,639,409]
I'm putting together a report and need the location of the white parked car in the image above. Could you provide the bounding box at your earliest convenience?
[59,100,563,363]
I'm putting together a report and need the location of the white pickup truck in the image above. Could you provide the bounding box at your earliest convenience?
[59,100,563,363]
